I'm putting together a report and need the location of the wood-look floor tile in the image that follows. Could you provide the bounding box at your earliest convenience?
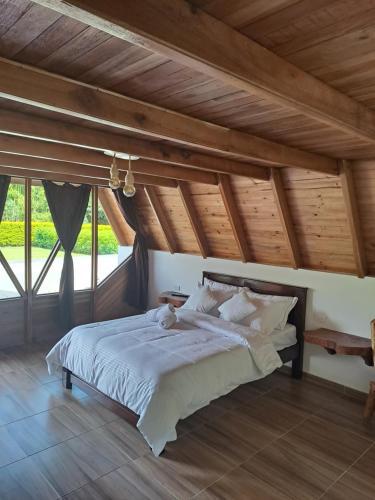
[324,444,375,499]
[235,395,308,436]
[281,416,372,472]
[316,395,375,440]
[321,479,374,500]
[134,434,234,499]
[24,360,60,385]
[6,410,74,455]
[243,439,343,500]
[195,466,292,500]
[191,411,277,465]
[28,436,118,496]
[0,425,27,467]
[0,351,25,374]
[176,411,206,437]
[43,379,90,403]
[249,370,292,393]
[267,381,353,415]
[0,370,40,394]
[0,393,33,425]
[66,461,177,500]
[50,398,119,436]
[0,459,60,500]
[79,418,150,464]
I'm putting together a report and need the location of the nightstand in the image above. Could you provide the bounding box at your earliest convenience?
[158,291,189,308]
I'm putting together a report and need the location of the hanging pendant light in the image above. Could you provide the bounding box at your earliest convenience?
[108,153,121,189]
[123,156,136,198]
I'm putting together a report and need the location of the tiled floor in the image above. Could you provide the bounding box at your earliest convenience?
[0,342,374,499]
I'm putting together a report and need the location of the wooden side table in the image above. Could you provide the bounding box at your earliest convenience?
[158,291,189,308]
[304,328,373,366]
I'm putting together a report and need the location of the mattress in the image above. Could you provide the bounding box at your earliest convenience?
[270,323,297,350]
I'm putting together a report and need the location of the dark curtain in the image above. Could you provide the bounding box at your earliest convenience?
[0,175,10,223]
[42,181,91,330]
[113,189,148,311]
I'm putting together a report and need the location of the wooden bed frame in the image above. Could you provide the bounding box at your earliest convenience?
[63,271,308,426]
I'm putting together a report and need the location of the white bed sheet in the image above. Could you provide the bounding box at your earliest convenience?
[270,323,297,351]
[46,309,282,456]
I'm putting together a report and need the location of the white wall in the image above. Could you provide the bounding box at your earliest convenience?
[148,250,375,393]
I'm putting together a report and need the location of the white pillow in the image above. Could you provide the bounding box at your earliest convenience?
[218,291,257,323]
[245,290,298,330]
[240,299,291,335]
[181,285,219,313]
[203,278,248,317]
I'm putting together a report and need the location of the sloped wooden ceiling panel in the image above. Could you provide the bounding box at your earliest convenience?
[352,160,375,275]
[283,169,356,274]
[153,186,201,255]
[230,176,291,267]
[134,187,169,252]
[188,183,241,261]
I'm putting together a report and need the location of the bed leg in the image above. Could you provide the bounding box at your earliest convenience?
[292,358,303,379]
[63,368,72,389]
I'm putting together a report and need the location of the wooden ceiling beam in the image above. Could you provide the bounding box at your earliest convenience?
[339,160,367,278]
[0,153,177,188]
[0,109,268,180]
[34,0,375,144]
[0,58,337,175]
[143,185,176,254]
[218,174,251,263]
[0,134,218,185]
[270,168,301,270]
[177,181,209,258]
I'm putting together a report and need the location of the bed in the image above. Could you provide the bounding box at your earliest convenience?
[46,272,307,455]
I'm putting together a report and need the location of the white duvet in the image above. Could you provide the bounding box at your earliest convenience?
[46,309,282,455]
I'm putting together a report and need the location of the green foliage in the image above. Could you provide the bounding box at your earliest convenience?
[0,222,118,255]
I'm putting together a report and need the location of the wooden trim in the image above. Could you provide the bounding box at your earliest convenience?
[0,109,269,180]
[0,249,25,297]
[34,0,375,144]
[0,135,219,185]
[32,240,61,295]
[0,162,178,188]
[177,181,209,258]
[91,186,98,321]
[270,168,301,269]
[339,160,367,278]
[98,188,134,246]
[0,58,337,174]
[218,174,251,263]
[24,177,32,342]
[144,185,176,254]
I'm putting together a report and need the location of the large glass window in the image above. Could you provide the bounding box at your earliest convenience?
[97,189,133,284]
[0,180,25,298]
[0,180,130,300]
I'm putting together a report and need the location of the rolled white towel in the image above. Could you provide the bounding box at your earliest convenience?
[156,304,177,329]
[145,303,175,323]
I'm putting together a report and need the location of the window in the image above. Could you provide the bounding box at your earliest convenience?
[0,181,131,300]
[0,180,25,298]
[97,188,133,284]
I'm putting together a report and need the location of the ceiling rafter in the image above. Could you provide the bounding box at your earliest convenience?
[143,185,176,254]
[270,168,301,270]
[0,109,268,181]
[339,160,367,278]
[177,181,209,258]
[32,0,375,144]
[218,174,251,263]
[98,188,134,246]
[0,134,219,186]
[0,58,337,175]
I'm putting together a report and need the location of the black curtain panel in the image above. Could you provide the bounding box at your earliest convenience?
[113,189,149,311]
[43,181,91,330]
[0,175,10,223]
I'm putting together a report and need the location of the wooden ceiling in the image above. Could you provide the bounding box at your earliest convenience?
[1,0,375,277]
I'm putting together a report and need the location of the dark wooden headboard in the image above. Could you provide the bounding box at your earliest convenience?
[202,271,308,377]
